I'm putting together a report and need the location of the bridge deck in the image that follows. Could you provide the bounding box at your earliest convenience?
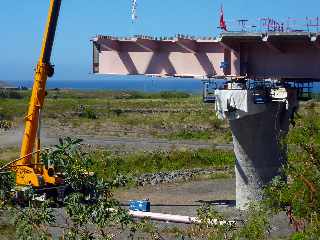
[93,32,320,81]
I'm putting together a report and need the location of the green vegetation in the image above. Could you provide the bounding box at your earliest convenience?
[0,138,133,240]
[0,90,23,99]
[160,203,271,240]
[0,142,234,182]
[0,224,16,240]
[47,89,191,100]
[78,105,98,119]
[0,120,14,130]
[201,171,234,180]
[261,104,320,238]
[113,90,191,100]
[0,147,19,165]
[0,89,231,142]
[166,129,233,142]
[0,90,25,129]
[89,148,234,180]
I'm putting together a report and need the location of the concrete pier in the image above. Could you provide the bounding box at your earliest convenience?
[215,88,297,209]
[230,103,289,209]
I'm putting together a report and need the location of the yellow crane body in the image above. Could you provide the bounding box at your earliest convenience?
[13,0,62,187]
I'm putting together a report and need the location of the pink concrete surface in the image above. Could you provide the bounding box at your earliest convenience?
[241,41,320,79]
[95,37,225,78]
[93,34,320,80]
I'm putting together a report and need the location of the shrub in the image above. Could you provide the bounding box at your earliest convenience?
[115,91,190,99]
[159,91,190,99]
[77,105,98,119]
[0,90,23,99]
[263,109,320,236]
[0,137,135,239]
[89,148,235,179]
[0,120,14,130]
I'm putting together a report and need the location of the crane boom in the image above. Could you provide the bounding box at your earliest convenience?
[14,0,62,187]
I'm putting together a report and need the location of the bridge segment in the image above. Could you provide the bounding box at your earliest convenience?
[93,32,320,81]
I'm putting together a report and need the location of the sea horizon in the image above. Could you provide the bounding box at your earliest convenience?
[3,78,320,93]
[4,78,204,93]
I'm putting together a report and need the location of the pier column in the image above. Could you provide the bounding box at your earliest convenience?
[215,88,297,210]
[230,103,289,209]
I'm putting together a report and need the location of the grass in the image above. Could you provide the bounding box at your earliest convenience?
[88,148,235,180]
[0,90,24,99]
[0,147,19,165]
[0,224,16,240]
[287,100,320,145]
[190,170,234,182]
[165,129,232,142]
[45,89,191,100]
[0,90,231,142]
[0,98,28,120]
[207,171,234,180]
[0,145,235,181]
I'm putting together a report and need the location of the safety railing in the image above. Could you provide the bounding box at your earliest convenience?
[223,17,320,33]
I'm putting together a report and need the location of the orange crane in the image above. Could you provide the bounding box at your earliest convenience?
[9,0,63,190]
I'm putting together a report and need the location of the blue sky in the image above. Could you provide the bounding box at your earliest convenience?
[0,0,319,82]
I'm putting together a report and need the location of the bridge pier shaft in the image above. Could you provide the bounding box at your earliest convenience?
[231,103,289,209]
[215,88,297,209]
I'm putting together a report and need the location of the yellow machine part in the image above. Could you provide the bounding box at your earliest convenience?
[19,63,49,167]
[13,0,62,187]
[14,166,59,188]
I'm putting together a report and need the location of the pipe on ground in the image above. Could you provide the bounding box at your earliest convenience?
[128,210,236,225]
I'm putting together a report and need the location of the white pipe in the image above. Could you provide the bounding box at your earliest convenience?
[107,208,235,225]
[128,210,236,226]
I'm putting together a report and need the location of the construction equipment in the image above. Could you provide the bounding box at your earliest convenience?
[248,80,272,104]
[202,80,218,103]
[6,0,63,195]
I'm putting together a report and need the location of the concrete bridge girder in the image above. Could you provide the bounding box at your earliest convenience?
[93,32,320,80]
[94,36,226,77]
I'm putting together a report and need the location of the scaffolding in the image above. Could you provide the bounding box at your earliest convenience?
[224,17,320,33]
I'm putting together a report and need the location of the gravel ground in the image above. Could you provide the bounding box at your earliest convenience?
[0,127,232,152]
[114,178,293,239]
[115,178,236,217]
[135,168,231,186]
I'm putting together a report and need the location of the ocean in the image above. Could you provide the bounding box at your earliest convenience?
[5,77,320,93]
[8,77,204,93]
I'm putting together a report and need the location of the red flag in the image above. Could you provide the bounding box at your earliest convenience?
[219,5,227,31]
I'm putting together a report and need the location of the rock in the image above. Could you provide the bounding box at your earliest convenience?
[135,168,221,186]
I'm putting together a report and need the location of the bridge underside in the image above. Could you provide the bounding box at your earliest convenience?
[93,32,320,81]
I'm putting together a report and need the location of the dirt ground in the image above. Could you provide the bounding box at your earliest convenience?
[114,178,293,239]
[0,126,232,153]
[115,178,235,217]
